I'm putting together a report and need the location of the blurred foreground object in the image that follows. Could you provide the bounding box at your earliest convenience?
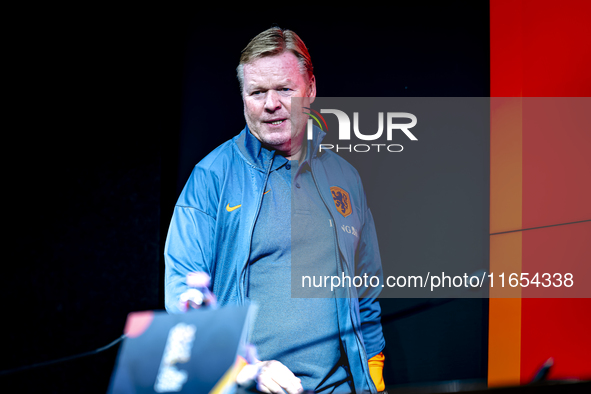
[179,272,217,311]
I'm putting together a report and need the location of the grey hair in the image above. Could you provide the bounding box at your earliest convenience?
[236,27,313,93]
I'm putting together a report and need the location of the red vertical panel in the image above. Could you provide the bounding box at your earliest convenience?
[521,299,591,382]
[520,0,591,384]
[522,98,591,229]
[521,222,591,299]
[522,0,591,97]
[490,0,522,97]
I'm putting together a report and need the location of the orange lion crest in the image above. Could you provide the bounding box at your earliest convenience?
[330,186,352,218]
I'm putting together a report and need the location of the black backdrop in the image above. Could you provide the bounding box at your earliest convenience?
[4,4,489,393]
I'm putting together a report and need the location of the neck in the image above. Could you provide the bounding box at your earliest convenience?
[277,129,306,162]
[285,141,306,162]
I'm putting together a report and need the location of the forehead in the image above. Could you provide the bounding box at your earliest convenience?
[243,52,305,87]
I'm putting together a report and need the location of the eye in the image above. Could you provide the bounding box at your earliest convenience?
[281,88,291,92]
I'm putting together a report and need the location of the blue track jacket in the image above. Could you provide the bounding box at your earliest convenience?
[164,125,385,393]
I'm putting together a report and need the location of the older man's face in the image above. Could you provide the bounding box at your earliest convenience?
[242,51,316,156]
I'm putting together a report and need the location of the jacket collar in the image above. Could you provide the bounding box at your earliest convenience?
[302,125,327,166]
[235,126,274,172]
[235,124,326,171]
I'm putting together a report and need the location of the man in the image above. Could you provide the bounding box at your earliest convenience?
[164,27,385,394]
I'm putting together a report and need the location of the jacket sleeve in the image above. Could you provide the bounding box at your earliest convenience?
[356,207,386,359]
[164,165,217,314]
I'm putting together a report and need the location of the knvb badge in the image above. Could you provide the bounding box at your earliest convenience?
[330,186,352,218]
[304,107,417,153]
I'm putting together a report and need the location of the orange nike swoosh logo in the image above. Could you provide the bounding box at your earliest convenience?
[226,203,241,212]
[264,189,271,195]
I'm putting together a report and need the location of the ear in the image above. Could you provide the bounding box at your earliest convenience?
[308,75,317,104]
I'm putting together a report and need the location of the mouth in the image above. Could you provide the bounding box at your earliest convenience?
[264,119,287,126]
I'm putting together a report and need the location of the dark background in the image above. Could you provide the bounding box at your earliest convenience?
[4,3,489,393]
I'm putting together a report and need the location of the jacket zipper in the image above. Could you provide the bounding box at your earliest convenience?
[240,152,275,304]
[309,159,376,394]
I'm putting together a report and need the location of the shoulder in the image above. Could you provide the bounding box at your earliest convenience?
[176,133,246,211]
[194,138,238,174]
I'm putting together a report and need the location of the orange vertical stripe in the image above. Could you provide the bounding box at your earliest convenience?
[490,98,522,235]
[489,98,523,386]
[489,0,524,384]
[489,298,522,386]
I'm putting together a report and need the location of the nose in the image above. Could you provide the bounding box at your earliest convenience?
[264,90,281,112]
